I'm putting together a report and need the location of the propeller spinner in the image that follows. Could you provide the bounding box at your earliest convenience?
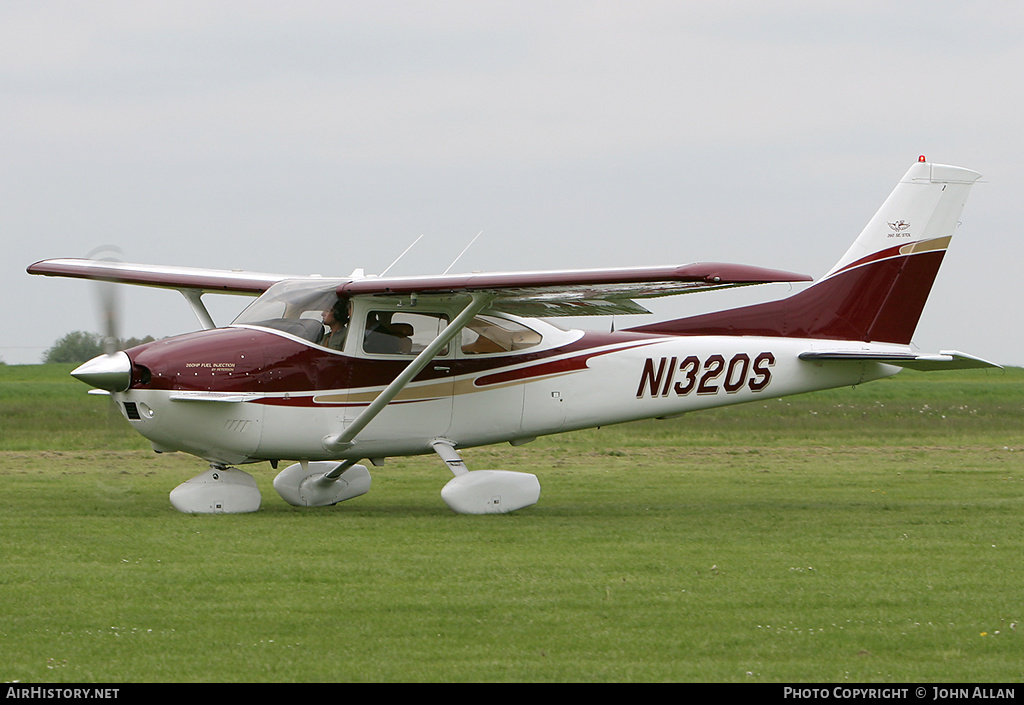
[70,350,132,392]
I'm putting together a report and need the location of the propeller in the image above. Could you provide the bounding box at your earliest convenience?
[92,248,123,355]
[69,246,132,392]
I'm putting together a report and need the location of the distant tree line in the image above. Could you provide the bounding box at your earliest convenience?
[43,331,155,364]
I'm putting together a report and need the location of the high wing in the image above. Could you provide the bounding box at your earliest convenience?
[26,258,298,295]
[337,262,813,317]
[27,258,307,329]
[29,257,812,320]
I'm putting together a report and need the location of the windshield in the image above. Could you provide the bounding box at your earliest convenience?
[232,280,342,344]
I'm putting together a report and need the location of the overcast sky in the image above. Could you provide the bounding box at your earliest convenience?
[3,1,1022,367]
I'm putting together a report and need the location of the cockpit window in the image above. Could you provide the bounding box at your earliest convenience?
[232,284,547,356]
[461,315,542,354]
[232,280,340,345]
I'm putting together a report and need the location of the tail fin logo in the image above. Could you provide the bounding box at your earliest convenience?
[887,220,911,238]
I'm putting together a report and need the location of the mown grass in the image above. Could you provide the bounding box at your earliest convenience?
[0,364,149,452]
[0,364,1022,682]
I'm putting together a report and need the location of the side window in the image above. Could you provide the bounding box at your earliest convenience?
[461,316,542,355]
[363,311,449,356]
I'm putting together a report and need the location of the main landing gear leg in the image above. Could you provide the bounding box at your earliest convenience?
[273,460,372,507]
[432,440,540,515]
[169,463,262,514]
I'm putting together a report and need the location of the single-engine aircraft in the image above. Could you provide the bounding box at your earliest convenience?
[27,157,999,515]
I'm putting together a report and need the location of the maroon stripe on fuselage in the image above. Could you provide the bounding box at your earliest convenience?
[627,250,945,344]
[829,242,910,276]
[474,339,658,386]
[253,396,438,408]
[125,326,661,395]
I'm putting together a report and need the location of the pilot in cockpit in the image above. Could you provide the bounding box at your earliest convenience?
[321,298,351,351]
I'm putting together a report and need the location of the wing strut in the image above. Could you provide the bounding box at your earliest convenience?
[180,289,216,330]
[321,292,494,452]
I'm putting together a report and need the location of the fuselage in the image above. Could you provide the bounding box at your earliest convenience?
[110,313,899,467]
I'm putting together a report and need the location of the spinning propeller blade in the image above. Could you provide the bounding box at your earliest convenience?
[70,247,132,392]
[89,246,123,355]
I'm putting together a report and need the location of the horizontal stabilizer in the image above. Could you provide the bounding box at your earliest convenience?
[798,349,1001,371]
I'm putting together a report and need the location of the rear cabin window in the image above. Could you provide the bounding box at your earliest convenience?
[359,312,543,356]
[362,311,449,355]
[461,315,542,355]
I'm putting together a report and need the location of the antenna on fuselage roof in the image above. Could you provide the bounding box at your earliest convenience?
[443,230,483,275]
[379,233,425,277]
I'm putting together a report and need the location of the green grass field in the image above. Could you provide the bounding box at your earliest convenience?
[1,363,1022,682]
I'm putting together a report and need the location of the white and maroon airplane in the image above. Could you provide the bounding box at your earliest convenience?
[28,157,998,515]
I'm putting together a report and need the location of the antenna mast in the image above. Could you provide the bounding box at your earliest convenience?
[443,231,483,275]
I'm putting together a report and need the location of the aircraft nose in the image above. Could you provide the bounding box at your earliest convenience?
[71,351,132,392]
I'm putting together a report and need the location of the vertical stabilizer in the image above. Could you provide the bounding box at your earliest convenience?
[629,159,982,344]
[823,159,981,280]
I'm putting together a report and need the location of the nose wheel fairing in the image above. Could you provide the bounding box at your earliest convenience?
[169,465,262,514]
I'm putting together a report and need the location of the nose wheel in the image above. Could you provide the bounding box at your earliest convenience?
[169,464,262,514]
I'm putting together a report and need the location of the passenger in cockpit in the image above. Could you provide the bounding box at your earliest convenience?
[321,298,350,351]
[363,311,412,354]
